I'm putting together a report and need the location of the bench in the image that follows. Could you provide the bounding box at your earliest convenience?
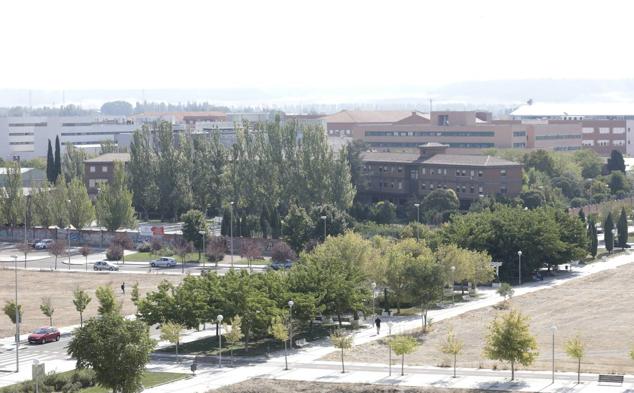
[295,338,308,348]
[598,374,624,385]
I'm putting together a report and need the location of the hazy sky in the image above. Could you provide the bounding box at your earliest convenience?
[2,0,633,90]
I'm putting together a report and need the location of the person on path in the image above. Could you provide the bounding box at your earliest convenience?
[375,317,381,335]
[121,282,125,294]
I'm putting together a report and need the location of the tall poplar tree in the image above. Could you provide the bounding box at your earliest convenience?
[617,207,629,249]
[96,162,136,231]
[46,139,55,183]
[1,162,25,227]
[54,135,62,182]
[129,126,158,219]
[604,212,615,254]
[67,177,95,230]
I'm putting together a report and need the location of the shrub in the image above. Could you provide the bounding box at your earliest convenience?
[61,381,82,393]
[271,241,296,262]
[151,238,162,254]
[136,242,152,253]
[161,247,175,257]
[105,245,123,261]
[71,368,96,387]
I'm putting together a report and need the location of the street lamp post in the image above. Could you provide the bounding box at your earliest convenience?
[517,250,522,285]
[67,199,71,270]
[24,195,30,268]
[551,325,557,383]
[217,315,223,368]
[414,203,420,241]
[288,300,294,349]
[199,230,206,268]
[371,282,377,324]
[387,321,393,376]
[450,266,456,304]
[12,255,19,372]
[229,202,234,268]
[320,215,327,241]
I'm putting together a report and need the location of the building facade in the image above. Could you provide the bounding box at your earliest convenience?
[359,143,523,206]
[84,153,130,198]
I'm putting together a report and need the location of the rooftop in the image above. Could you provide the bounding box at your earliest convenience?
[84,153,131,163]
[361,151,521,167]
[321,110,427,124]
[511,102,634,117]
[0,167,43,175]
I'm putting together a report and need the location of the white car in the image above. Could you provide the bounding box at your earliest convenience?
[34,239,54,250]
[93,260,119,271]
[150,257,177,268]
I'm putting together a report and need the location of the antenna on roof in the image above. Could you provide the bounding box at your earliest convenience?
[429,98,433,113]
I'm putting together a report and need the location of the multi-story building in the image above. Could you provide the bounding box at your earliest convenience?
[511,103,634,156]
[0,116,136,161]
[321,110,581,154]
[359,143,523,206]
[84,153,130,198]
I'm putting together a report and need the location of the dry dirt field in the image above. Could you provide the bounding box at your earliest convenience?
[324,261,634,375]
[0,269,183,337]
[215,379,516,393]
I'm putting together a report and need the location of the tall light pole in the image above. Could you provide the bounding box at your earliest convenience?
[67,199,72,270]
[229,202,234,268]
[551,325,557,383]
[217,314,223,368]
[288,300,294,349]
[199,230,206,268]
[371,282,377,323]
[414,203,420,241]
[24,195,30,268]
[517,250,522,285]
[12,255,19,372]
[320,215,327,241]
[387,321,393,376]
[450,266,456,304]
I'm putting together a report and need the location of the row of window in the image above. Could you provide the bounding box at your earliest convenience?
[582,140,626,147]
[364,165,507,177]
[9,132,34,136]
[368,181,508,195]
[582,127,626,134]
[61,131,127,136]
[512,131,527,137]
[9,122,47,127]
[328,129,352,136]
[365,131,495,137]
[89,165,109,173]
[9,142,33,145]
[367,142,495,148]
[88,179,109,188]
[535,134,582,140]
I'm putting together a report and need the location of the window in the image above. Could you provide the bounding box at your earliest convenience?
[421,168,426,175]
[478,170,483,177]
[500,185,507,194]
[582,140,594,146]
[88,179,95,187]
[90,166,96,173]
[438,115,449,126]
[421,183,426,190]
[397,182,402,190]
[456,170,461,176]
[582,127,595,134]
[430,184,434,190]
[513,131,526,137]
[461,169,467,176]
[500,169,507,176]
[430,169,435,175]
[102,166,108,173]
[444,169,448,175]
[470,170,475,177]
[614,140,625,146]
[613,127,625,134]
[478,186,483,193]
[599,127,610,134]
[397,166,403,173]
[470,186,475,194]
[597,140,610,146]
[513,143,526,148]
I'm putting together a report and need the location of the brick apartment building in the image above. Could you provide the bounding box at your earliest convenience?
[359,143,523,206]
[84,153,130,198]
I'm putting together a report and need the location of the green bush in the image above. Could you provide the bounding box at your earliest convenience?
[71,368,96,387]
[105,244,123,261]
[136,242,152,252]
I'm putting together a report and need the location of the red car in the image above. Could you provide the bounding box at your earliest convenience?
[28,327,60,344]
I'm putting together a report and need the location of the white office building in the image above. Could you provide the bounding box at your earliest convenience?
[0,116,138,160]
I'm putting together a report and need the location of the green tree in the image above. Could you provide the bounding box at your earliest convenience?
[484,310,538,381]
[565,335,585,384]
[617,207,629,249]
[330,329,353,373]
[421,189,459,224]
[282,204,314,252]
[54,135,62,182]
[440,328,463,378]
[385,239,434,314]
[40,297,55,326]
[390,335,419,376]
[129,127,159,219]
[1,162,25,227]
[497,283,514,302]
[524,149,557,177]
[574,149,602,179]
[224,315,244,366]
[95,286,120,315]
[607,149,625,173]
[96,162,136,231]
[62,143,88,182]
[190,131,226,213]
[73,288,91,327]
[31,185,54,228]
[309,204,351,241]
[68,312,155,393]
[604,212,615,254]
[51,178,69,228]
[160,321,184,361]
[372,201,396,224]
[608,171,630,195]
[346,139,367,194]
[520,190,545,209]
[270,316,290,370]
[101,100,134,116]
[46,139,55,183]
[404,252,445,329]
[578,209,586,223]
[67,177,95,230]
[3,300,23,324]
[181,209,208,257]
[587,219,598,257]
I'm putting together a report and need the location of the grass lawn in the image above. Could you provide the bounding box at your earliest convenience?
[80,372,188,392]
[159,324,352,358]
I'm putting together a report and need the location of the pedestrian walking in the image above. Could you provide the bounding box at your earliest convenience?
[375,317,382,335]
[121,282,125,294]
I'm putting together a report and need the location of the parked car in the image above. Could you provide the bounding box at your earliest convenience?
[34,239,54,250]
[28,327,60,344]
[94,260,120,271]
[270,259,293,270]
[150,257,177,268]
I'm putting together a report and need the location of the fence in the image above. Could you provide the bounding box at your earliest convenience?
[568,196,634,219]
[0,227,280,256]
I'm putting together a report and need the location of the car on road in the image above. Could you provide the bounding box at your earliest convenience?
[28,327,60,344]
[94,260,120,271]
[34,239,54,250]
[150,257,177,268]
[269,259,293,270]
